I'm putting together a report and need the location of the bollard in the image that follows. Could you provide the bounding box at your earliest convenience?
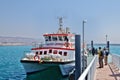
[91,40,93,49]
[75,35,81,80]
[107,41,110,53]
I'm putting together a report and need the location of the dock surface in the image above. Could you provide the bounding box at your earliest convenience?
[95,63,120,80]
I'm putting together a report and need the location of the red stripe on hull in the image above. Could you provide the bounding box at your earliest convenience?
[31,47,75,50]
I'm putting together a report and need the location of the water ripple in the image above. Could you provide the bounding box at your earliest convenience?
[0,46,31,80]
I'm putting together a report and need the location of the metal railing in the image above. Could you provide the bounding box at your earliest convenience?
[78,55,97,80]
[111,54,120,69]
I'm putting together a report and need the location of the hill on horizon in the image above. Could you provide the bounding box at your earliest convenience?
[0,36,41,44]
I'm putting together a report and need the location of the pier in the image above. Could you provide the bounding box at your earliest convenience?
[74,35,120,80]
[95,63,120,80]
[77,54,120,80]
[77,55,120,80]
[95,55,120,80]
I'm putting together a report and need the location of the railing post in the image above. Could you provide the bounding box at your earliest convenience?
[75,35,81,80]
[91,40,93,49]
[111,54,120,70]
[78,55,97,80]
[118,55,119,69]
[107,41,110,53]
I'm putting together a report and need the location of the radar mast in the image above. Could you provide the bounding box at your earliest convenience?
[57,17,65,33]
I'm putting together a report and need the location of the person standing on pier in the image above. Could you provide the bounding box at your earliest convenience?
[103,47,109,65]
[92,47,95,56]
[98,47,104,68]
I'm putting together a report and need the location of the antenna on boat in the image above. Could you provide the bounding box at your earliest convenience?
[57,17,65,33]
[59,17,63,28]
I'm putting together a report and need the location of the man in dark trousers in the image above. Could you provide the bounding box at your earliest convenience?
[103,47,109,65]
[92,47,95,56]
[98,47,104,68]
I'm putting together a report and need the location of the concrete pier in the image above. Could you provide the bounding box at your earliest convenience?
[95,60,120,80]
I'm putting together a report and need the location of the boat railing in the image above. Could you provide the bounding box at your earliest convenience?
[78,55,97,80]
[32,42,45,48]
[111,53,120,69]
[21,51,33,59]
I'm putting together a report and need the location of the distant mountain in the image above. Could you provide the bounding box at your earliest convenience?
[0,36,41,45]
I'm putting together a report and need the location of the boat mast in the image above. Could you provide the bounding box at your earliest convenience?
[58,17,65,33]
[59,17,63,29]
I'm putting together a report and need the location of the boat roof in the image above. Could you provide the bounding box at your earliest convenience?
[43,33,74,36]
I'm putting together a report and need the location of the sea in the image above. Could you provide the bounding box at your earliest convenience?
[0,44,120,80]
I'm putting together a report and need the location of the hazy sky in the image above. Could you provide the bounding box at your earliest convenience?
[0,0,120,44]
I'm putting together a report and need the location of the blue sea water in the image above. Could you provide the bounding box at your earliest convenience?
[0,45,120,80]
[93,44,120,55]
[0,46,32,80]
[110,45,120,54]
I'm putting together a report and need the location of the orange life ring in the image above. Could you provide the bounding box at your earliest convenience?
[64,42,72,48]
[70,43,72,48]
[53,50,58,54]
[34,55,40,61]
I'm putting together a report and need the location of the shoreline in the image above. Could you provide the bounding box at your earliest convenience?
[0,42,33,46]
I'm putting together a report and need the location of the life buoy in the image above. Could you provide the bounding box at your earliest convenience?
[34,55,40,61]
[64,42,72,48]
[53,50,58,54]
[70,43,72,48]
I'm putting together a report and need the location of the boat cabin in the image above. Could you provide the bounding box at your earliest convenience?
[43,33,75,48]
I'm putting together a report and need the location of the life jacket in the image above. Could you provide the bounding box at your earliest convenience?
[98,50,104,58]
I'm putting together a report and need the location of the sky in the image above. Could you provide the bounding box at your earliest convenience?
[0,0,120,44]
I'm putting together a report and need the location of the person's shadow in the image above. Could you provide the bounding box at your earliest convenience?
[109,64,120,80]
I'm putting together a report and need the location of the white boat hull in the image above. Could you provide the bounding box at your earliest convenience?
[21,62,49,74]
[59,61,75,76]
[21,60,75,76]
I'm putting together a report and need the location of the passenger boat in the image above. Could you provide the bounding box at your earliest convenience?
[20,18,75,76]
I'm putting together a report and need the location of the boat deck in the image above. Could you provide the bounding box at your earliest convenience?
[95,62,120,80]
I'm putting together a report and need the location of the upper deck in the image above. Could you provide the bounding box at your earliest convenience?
[41,17,75,48]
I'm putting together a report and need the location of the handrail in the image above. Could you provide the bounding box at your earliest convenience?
[111,54,120,69]
[78,55,97,80]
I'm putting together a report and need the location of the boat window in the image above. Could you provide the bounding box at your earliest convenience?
[71,38,75,42]
[53,50,57,54]
[64,52,67,56]
[40,51,42,55]
[49,49,52,53]
[63,36,68,41]
[52,36,57,41]
[58,36,63,41]
[59,51,62,55]
[45,36,49,41]
[44,51,47,55]
[48,36,51,41]
[35,51,39,55]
